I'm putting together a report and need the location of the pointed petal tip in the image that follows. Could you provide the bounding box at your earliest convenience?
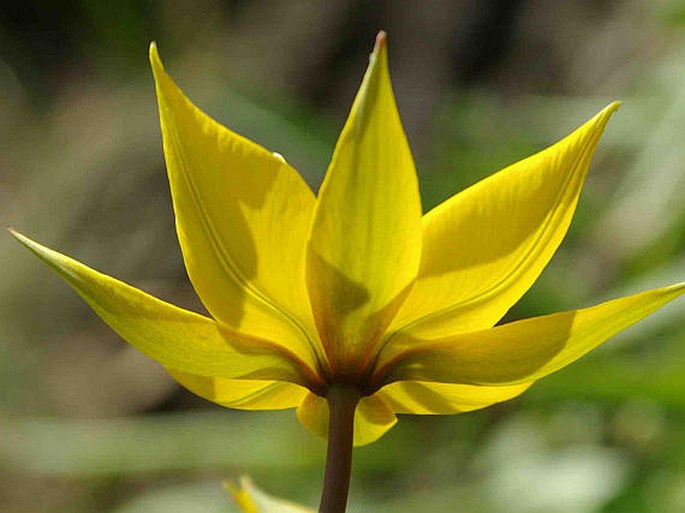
[603,100,621,116]
[8,230,54,259]
[374,31,387,52]
[148,41,164,77]
[8,228,29,245]
[370,31,388,66]
[595,100,621,125]
[7,227,28,247]
[577,101,620,140]
[667,280,685,293]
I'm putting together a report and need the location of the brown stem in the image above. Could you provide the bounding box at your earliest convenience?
[318,385,360,513]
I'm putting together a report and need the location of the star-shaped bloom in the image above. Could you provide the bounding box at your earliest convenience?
[12,34,684,446]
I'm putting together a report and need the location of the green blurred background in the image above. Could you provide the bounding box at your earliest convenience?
[2,1,685,512]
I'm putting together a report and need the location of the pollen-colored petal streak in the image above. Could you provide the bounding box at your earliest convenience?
[306,34,422,375]
[377,381,532,414]
[382,282,685,386]
[390,103,620,338]
[149,45,322,373]
[11,230,307,384]
[296,392,398,446]
[166,369,308,410]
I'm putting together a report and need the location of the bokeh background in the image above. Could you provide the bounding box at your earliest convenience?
[2,1,685,512]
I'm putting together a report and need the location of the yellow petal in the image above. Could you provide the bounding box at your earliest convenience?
[381,282,685,386]
[149,44,324,373]
[227,476,316,513]
[296,392,398,446]
[377,381,531,414]
[227,479,259,513]
[390,103,620,338]
[306,33,422,375]
[11,230,309,384]
[167,369,307,410]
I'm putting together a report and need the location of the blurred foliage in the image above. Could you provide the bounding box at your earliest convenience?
[2,1,685,512]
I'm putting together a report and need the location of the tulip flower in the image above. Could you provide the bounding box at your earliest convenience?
[11,32,684,513]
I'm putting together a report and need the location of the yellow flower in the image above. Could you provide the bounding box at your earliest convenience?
[227,477,315,513]
[11,34,685,447]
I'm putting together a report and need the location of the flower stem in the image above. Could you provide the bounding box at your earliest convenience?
[318,385,360,513]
